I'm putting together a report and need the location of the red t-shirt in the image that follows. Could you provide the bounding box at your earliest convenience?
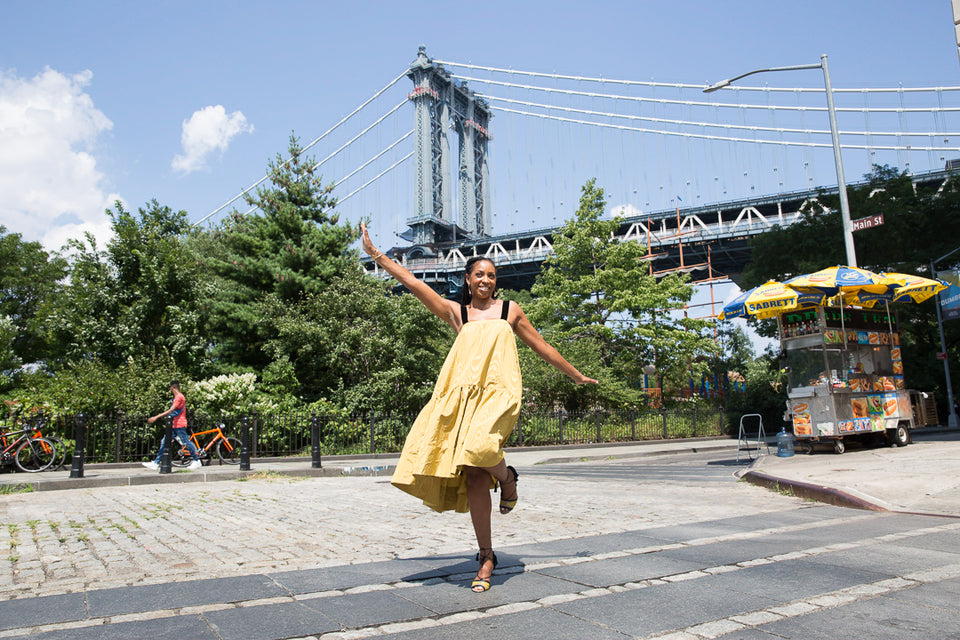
[170,391,187,429]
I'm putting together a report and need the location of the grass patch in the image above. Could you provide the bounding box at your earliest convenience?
[0,484,34,495]
[772,482,797,497]
[237,470,285,482]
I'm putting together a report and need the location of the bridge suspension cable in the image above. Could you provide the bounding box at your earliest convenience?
[478,93,960,140]
[233,131,415,218]
[331,130,414,188]
[310,99,408,172]
[335,151,414,206]
[455,74,960,114]
[491,105,959,152]
[196,70,408,226]
[436,59,960,94]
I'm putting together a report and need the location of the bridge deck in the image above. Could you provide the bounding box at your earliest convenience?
[366,169,953,295]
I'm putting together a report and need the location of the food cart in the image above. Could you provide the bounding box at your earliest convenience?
[719,267,946,454]
[780,305,914,454]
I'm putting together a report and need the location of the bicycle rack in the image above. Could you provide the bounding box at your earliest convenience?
[737,413,770,463]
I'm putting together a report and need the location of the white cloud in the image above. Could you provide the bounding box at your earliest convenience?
[0,67,120,250]
[172,105,253,174]
[609,203,643,217]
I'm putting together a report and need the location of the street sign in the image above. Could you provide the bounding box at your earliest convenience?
[852,214,884,232]
[937,352,948,360]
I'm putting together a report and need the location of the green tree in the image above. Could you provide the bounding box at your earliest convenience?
[6,354,183,417]
[203,134,357,370]
[44,232,122,366]
[724,346,787,433]
[527,179,716,409]
[106,200,207,371]
[261,264,449,413]
[44,201,206,374]
[714,322,755,380]
[0,315,18,387]
[0,227,68,368]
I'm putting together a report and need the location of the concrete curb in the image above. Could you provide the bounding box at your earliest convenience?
[739,469,888,511]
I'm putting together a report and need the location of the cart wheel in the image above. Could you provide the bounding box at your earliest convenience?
[890,423,910,447]
[833,439,845,455]
[803,442,814,455]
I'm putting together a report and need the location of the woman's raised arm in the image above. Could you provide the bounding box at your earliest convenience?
[361,222,459,329]
[510,303,599,385]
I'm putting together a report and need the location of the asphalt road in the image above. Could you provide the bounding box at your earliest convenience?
[2,449,959,639]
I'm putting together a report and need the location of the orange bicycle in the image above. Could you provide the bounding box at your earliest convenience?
[171,423,242,466]
[0,425,57,472]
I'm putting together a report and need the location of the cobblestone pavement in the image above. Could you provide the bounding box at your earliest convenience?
[0,453,798,600]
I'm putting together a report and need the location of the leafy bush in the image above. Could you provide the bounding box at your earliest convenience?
[1,356,182,418]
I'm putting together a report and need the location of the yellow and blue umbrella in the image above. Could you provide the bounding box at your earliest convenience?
[820,271,947,307]
[719,280,824,320]
[785,265,898,298]
[887,272,949,304]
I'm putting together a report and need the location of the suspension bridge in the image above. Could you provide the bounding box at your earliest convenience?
[201,46,960,315]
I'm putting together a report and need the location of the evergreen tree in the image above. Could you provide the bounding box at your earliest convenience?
[203,134,358,370]
[261,264,450,412]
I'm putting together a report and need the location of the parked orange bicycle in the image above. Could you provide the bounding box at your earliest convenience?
[171,423,242,466]
[0,425,57,472]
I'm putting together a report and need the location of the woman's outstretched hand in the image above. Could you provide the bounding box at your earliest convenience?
[572,373,599,385]
[360,221,378,258]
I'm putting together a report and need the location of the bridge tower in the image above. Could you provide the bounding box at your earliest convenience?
[406,46,492,246]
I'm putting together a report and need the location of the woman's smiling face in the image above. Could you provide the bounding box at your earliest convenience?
[466,259,497,301]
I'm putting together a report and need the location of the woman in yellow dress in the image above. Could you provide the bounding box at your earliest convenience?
[360,222,597,592]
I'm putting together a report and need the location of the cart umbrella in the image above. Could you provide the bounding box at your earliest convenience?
[825,272,947,307]
[718,280,823,320]
[785,265,899,298]
[887,272,949,304]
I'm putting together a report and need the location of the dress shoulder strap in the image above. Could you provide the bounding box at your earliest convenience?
[500,299,511,320]
[461,304,469,324]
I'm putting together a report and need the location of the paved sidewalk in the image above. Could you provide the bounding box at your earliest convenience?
[744,427,960,517]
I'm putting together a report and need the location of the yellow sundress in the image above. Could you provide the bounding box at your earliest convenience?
[391,301,522,513]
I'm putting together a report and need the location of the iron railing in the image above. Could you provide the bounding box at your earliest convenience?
[2,405,726,465]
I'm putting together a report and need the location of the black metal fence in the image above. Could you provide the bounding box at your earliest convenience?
[2,405,727,465]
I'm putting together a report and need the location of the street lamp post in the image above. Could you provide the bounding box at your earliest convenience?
[932,247,960,429]
[704,54,857,267]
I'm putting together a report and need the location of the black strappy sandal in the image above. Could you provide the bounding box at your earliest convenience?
[471,548,498,592]
[498,465,519,514]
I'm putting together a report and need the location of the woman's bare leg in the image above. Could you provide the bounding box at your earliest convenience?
[464,466,496,585]
[464,459,518,586]
[465,466,493,549]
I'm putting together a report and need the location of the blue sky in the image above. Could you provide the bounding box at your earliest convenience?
[2,0,958,263]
